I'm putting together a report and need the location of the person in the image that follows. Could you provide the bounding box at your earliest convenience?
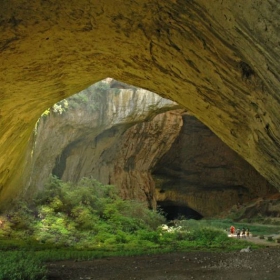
[241,228,246,238]
[230,225,235,236]
[246,228,250,238]
[236,228,241,239]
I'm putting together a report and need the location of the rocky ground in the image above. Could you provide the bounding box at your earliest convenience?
[46,237,280,280]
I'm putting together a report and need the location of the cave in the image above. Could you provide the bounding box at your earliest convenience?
[22,79,278,219]
[157,200,203,221]
[1,1,280,209]
[152,113,278,217]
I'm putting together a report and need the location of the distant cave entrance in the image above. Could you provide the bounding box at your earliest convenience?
[157,200,203,221]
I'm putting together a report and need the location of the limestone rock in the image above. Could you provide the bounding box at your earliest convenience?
[23,81,182,208]
[1,1,280,206]
[24,85,277,216]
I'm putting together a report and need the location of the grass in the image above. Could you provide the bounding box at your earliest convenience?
[0,219,267,280]
[197,218,280,236]
[0,251,47,280]
[0,234,258,262]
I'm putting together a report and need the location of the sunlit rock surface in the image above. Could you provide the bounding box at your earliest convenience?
[1,0,280,206]
[24,83,277,215]
[23,81,182,208]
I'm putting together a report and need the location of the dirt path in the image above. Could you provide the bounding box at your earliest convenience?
[248,236,280,247]
[228,234,280,247]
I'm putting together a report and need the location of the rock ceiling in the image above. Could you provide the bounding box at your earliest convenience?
[1,0,280,207]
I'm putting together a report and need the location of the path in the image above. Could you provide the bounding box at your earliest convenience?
[228,233,280,247]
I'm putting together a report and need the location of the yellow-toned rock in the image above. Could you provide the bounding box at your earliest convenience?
[1,0,280,207]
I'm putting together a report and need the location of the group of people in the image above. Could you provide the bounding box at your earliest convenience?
[229,225,250,238]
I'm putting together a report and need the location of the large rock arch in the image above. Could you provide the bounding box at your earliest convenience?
[1,0,280,207]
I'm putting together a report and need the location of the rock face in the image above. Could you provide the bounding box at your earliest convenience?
[57,110,183,209]
[1,0,280,206]
[23,82,277,218]
[153,115,278,217]
[24,80,182,208]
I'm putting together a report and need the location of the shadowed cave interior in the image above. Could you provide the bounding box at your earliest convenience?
[157,200,203,221]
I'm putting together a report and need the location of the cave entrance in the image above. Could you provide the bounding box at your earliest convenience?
[157,200,203,221]
[31,77,277,220]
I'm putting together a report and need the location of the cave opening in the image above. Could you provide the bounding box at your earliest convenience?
[31,77,278,220]
[157,200,203,221]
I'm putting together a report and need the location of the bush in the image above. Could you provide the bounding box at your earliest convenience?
[136,230,160,243]
[2,176,260,254]
[9,176,166,249]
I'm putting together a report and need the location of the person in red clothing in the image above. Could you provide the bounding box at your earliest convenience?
[230,225,235,236]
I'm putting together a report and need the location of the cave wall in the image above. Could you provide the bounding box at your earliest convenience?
[23,82,182,207]
[153,114,278,217]
[25,86,277,216]
[58,110,183,208]
[1,0,280,207]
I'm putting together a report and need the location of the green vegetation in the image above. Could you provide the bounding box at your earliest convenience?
[196,219,280,237]
[0,251,47,280]
[41,108,50,118]
[1,176,165,248]
[222,198,280,226]
[37,80,113,123]
[52,100,68,114]
[1,176,275,279]
[67,80,111,111]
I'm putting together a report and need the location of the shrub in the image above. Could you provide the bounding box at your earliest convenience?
[136,230,160,243]
[2,176,260,254]
[16,176,167,249]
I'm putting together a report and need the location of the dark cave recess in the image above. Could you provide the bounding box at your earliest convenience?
[157,200,203,221]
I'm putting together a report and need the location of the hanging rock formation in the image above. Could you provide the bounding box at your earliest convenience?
[1,0,280,207]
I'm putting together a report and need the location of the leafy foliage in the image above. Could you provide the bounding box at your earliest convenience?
[52,99,68,114]
[1,177,266,252]
[37,80,112,123]
[67,80,111,111]
[1,176,165,249]
[0,177,267,279]
[0,251,46,280]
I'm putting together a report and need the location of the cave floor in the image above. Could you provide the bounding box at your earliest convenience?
[47,243,280,280]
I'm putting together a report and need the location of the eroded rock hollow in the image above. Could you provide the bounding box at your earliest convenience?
[1,0,280,207]
[153,114,278,217]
